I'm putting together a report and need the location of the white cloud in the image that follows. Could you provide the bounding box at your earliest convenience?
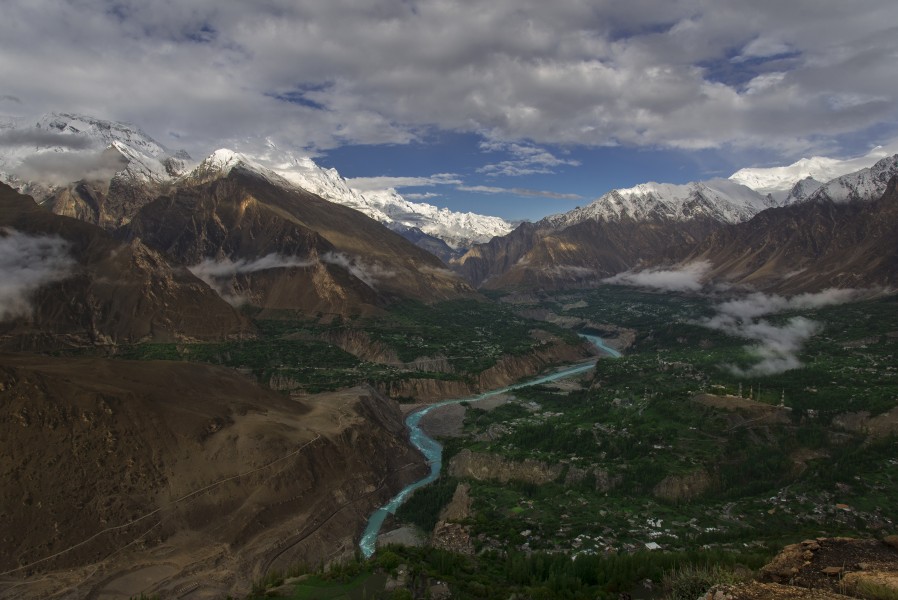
[321,252,395,289]
[699,288,877,376]
[458,185,583,200]
[404,192,440,200]
[0,1,896,156]
[603,261,710,292]
[477,141,581,176]
[15,148,129,186]
[188,253,316,305]
[346,173,461,191]
[0,228,74,321]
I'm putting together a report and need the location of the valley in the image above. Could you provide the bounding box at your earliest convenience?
[1,112,897,599]
[245,287,898,599]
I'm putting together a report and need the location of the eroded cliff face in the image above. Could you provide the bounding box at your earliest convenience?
[0,354,426,599]
[448,449,562,484]
[376,338,593,402]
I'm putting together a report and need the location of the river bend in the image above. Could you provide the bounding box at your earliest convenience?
[359,335,620,557]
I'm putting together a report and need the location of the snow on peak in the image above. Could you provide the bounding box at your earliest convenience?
[802,153,898,204]
[224,142,513,248]
[543,178,772,229]
[0,112,191,188]
[178,144,512,249]
[728,145,898,195]
[179,148,293,188]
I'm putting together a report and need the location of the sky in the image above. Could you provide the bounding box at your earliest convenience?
[2,0,898,221]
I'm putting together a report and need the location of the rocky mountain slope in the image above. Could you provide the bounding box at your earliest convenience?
[124,160,475,315]
[729,145,898,195]
[258,150,512,252]
[0,183,250,349]
[688,175,898,293]
[0,354,426,598]
[0,113,189,228]
[453,175,776,290]
[542,178,773,229]
[0,113,510,255]
[454,155,898,292]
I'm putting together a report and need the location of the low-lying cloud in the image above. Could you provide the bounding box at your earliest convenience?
[699,288,876,376]
[188,253,316,305]
[321,252,395,289]
[16,148,129,186]
[188,252,396,305]
[604,261,710,292]
[0,228,74,321]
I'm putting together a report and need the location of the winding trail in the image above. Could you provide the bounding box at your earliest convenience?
[358,335,620,557]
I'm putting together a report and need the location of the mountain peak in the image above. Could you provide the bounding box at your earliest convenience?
[803,153,898,204]
[728,147,898,194]
[542,177,771,229]
[179,148,291,188]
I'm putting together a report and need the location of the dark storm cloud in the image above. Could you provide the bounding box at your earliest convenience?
[1,1,896,157]
[0,128,96,149]
[16,148,129,185]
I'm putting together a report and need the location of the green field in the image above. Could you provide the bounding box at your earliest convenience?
[370,287,898,599]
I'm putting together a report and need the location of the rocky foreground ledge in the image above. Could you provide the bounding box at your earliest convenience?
[701,536,898,600]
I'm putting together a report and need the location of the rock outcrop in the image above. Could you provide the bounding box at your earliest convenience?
[652,469,713,502]
[0,183,251,349]
[0,354,426,599]
[448,449,562,485]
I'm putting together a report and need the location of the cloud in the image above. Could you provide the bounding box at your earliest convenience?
[188,253,316,305]
[477,141,581,176]
[0,228,75,321]
[699,288,875,376]
[709,288,870,322]
[346,173,462,191]
[404,192,440,200]
[187,252,396,304]
[16,148,129,186]
[0,94,22,104]
[321,252,395,289]
[458,185,583,200]
[0,129,97,149]
[2,1,896,157]
[604,261,710,292]
[723,317,821,377]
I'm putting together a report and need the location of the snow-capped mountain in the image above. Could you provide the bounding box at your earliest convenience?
[0,112,189,188]
[728,145,898,196]
[541,151,898,233]
[542,178,773,230]
[239,143,512,249]
[179,148,289,188]
[0,113,511,253]
[802,154,898,204]
[181,146,513,251]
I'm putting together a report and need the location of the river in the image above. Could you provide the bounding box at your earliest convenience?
[358,334,620,557]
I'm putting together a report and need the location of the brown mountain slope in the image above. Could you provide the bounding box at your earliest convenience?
[124,167,474,316]
[37,146,169,229]
[0,183,250,349]
[454,218,718,290]
[689,176,898,293]
[0,353,425,598]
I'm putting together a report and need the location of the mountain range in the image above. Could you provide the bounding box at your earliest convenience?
[2,111,897,306]
[2,111,897,598]
[453,153,898,292]
[0,114,512,258]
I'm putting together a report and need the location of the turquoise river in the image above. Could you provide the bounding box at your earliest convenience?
[359,334,621,557]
